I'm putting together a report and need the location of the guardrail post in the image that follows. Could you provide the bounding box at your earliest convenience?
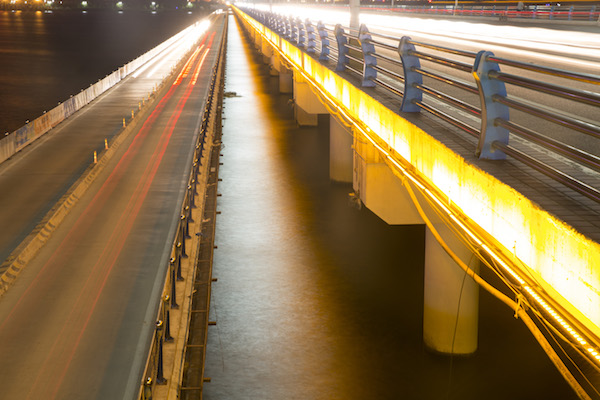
[297,18,306,48]
[176,245,184,281]
[334,24,349,72]
[155,320,167,385]
[317,22,330,61]
[163,295,174,342]
[282,16,288,39]
[306,19,316,54]
[358,24,377,88]
[189,183,196,208]
[397,36,422,112]
[472,51,509,160]
[278,15,285,35]
[170,257,179,308]
[290,17,298,43]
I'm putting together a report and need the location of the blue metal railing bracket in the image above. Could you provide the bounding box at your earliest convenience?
[358,24,377,88]
[297,18,306,48]
[398,36,422,113]
[306,19,316,54]
[334,24,349,72]
[472,50,509,160]
[317,21,330,61]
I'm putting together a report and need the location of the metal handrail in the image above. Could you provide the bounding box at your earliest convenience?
[489,70,600,107]
[488,55,600,85]
[417,100,480,138]
[416,84,481,116]
[493,95,600,139]
[413,68,478,94]
[495,118,600,171]
[492,141,600,203]
[408,40,478,59]
[409,50,473,73]
[242,7,600,204]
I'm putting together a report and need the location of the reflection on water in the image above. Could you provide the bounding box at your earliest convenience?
[203,14,576,400]
[0,10,201,134]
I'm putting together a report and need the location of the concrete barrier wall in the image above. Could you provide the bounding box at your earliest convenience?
[0,22,200,165]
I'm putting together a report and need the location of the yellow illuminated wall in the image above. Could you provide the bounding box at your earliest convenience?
[234,7,600,336]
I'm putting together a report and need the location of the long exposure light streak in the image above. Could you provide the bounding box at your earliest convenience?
[257,4,600,70]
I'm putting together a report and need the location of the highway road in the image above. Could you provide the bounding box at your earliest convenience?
[0,13,225,400]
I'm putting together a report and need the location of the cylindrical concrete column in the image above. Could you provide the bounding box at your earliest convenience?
[330,115,353,183]
[423,226,479,355]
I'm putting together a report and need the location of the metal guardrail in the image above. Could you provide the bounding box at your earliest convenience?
[248,8,600,203]
[0,22,206,166]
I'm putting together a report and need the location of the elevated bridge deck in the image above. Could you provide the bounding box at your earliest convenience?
[235,6,600,398]
[0,12,225,399]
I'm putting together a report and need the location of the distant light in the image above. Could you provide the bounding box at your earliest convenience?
[116,1,123,7]
[151,10,157,13]
[81,0,87,6]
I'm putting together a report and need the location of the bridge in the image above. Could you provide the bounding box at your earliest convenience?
[235,5,600,399]
[0,4,598,400]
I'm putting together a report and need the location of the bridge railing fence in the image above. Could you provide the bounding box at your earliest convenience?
[245,7,600,203]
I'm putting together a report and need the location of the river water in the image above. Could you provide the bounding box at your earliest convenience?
[203,13,577,400]
[0,8,204,135]
[0,9,578,400]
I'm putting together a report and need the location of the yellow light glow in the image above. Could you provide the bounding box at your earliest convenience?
[234,6,600,345]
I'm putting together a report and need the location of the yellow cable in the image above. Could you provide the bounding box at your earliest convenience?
[402,177,591,400]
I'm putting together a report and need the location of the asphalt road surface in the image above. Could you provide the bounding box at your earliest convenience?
[0,13,224,400]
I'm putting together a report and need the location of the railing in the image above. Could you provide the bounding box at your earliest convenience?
[0,19,206,165]
[246,8,600,204]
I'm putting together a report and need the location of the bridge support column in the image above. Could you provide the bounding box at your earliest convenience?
[353,133,422,224]
[279,66,293,94]
[293,72,327,127]
[261,37,273,65]
[423,225,479,355]
[270,53,281,76]
[329,116,353,183]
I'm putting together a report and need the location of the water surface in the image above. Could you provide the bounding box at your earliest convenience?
[203,15,575,400]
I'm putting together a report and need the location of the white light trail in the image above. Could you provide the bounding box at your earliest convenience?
[132,20,211,79]
[259,4,600,71]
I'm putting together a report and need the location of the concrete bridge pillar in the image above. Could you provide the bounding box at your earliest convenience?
[353,134,422,224]
[279,66,293,94]
[423,224,479,355]
[261,37,273,65]
[270,53,281,76]
[329,116,353,183]
[293,72,327,126]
